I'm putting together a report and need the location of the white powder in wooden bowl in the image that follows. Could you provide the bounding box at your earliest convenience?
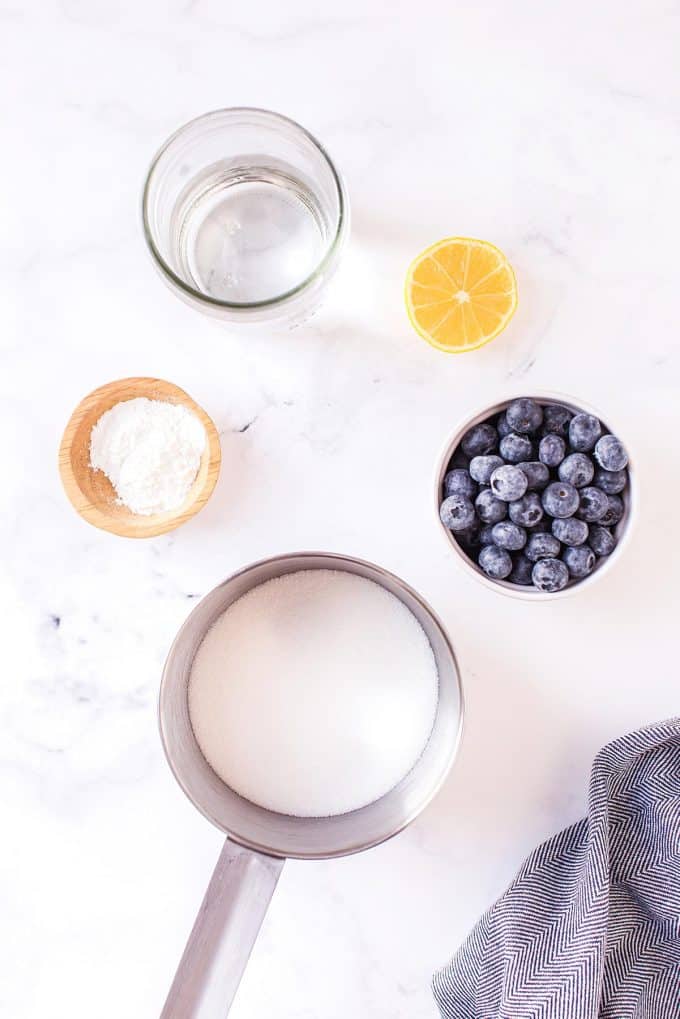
[89,397,206,515]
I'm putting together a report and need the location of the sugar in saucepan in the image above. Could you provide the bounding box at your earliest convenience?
[188,569,439,818]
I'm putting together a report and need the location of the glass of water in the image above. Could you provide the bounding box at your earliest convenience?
[142,108,349,327]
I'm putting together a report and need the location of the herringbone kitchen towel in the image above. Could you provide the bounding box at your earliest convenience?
[433,718,680,1019]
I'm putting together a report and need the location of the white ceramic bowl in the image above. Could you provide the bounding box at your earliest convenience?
[434,391,637,600]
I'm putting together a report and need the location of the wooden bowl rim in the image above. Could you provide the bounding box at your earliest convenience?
[58,376,221,538]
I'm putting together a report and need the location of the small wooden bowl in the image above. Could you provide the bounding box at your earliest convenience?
[59,377,221,538]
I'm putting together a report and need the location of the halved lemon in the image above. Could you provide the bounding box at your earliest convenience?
[405,237,517,353]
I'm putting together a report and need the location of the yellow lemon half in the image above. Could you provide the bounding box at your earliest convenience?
[405,237,517,353]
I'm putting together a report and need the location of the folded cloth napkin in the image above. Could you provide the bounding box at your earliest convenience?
[433,718,680,1019]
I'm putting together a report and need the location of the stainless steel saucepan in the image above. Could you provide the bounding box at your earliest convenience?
[158,552,464,1018]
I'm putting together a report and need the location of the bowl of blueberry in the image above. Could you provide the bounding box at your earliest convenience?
[436,394,634,597]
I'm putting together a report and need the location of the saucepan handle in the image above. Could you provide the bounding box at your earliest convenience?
[160,839,284,1018]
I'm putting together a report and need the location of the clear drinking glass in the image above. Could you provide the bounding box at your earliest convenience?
[142,108,349,327]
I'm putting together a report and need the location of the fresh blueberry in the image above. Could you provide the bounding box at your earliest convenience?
[594,467,627,495]
[509,553,534,586]
[500,432,534,464]
[456,522,481,550]
[576,486,609,522]
[497,412,513,438]
[525,532,561,562]
[440,495,476,532]
[563,545,596,578]
[558,453,594,488]
[475,488,508,524]
[532,558,569,592]
[542,404,573,437]
[518,461,550,490]
[478,544,513,580]
[490,464,528,502]
[506,398,543,434]
[449,448,470,470]
[479,524,496,545]
[461,422,498,457]
[594,434,628,472]
[542,481,580,518]
[527,519,550,534]
[588,525,617,557]
[538,434,566,468]
[600,494,624,527]
[509,492,544,528]
[443,468,477,499]
[569,413,602,452]
[491,520,527,551]
[469,455,504,485]
[552,517,588,546]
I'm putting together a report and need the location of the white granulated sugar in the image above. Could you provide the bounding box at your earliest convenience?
[188,569,439,818]
[89,397,206,516]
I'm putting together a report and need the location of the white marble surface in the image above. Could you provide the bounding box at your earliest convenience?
[2,2,680,1016]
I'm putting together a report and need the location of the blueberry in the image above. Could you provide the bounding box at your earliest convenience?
[440,495,476,532]
[475,488,508,524]
[538,434,566,468]
[478,544,513,580]
[479,524,496,545]
[491,520,527,551]
[461,422,498,458]
[518,461,550,490]
[497,412,513,438]
[594,467,627,495]
[569,413,602,452]
[525,532,561,562]
[563,545,596,578]
[589,525,617,557]
[499,432,534,464]
[527,519,550,534]
[542,404,573,437]
[532,558,569,592]
[490,464,528,502]
[600,494,624,527]
[558,453,594,488]
[576,486,609,522]
[456,522,481,550]
[542,481,580,518]
[509,553,534,586]
[506,398,543,434]
[449,448,470,470]
[552,517,588,546]
[443,468,477,499]
[594,434,628,472]
[509,492,544,528]
[469,454,504,485]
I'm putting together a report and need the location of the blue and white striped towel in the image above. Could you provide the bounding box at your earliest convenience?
[433,718,680,1018]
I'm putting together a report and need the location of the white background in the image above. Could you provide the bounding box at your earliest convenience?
[1,2,679,1017]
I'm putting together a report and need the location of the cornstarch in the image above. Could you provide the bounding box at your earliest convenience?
[89,397,206,515]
